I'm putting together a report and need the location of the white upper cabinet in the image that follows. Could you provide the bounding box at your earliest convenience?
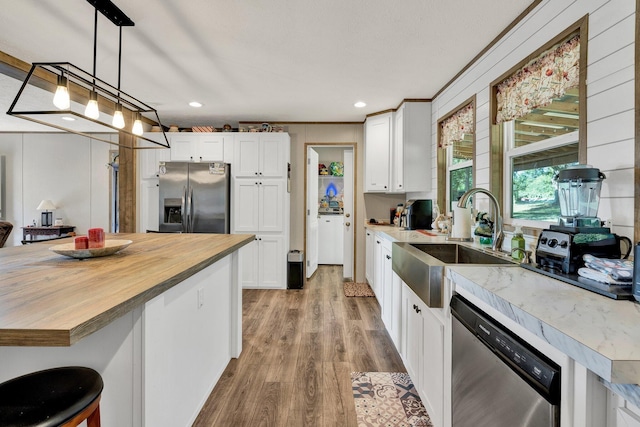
[364,113,392,192]
[364,102,431,193]
[392,102,431,193]
[169,133,226,162]
[233,133,287,178]
[138,133,171,179]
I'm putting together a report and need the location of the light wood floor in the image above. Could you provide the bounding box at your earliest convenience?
[193,265,406,426]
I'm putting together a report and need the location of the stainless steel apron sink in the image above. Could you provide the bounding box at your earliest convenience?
[392,243,516,308]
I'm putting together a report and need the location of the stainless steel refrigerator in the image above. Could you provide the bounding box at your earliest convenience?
[158,162,230,233]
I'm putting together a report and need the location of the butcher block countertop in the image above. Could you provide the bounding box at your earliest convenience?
[0,233,254,347]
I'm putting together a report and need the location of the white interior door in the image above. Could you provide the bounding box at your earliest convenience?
[306,148,319,278]
[343,148,354,280]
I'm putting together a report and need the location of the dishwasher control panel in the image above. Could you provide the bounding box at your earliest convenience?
[475,319,558,392]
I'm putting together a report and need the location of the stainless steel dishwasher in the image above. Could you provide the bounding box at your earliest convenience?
[450,294,560,427]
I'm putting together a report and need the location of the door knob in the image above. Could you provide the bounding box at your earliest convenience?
[345,222,351,227]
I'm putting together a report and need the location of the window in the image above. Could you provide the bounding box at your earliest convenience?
[449,136,473,208]
[490,20,587,227]
[437,98,475,214]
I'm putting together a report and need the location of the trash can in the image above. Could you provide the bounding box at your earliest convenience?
[287,250,304,289]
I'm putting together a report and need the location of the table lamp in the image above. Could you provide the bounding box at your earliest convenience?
[37,199,56,227]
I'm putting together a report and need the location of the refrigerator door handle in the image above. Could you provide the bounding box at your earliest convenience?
[189,186,195,233]
[181,186,188,233]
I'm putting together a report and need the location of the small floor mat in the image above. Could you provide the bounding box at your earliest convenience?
[344,282,375,297]
[351,372,433,427]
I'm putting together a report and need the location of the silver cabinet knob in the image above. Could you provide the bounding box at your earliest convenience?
[345,222,351,227]
[345,213,351,218]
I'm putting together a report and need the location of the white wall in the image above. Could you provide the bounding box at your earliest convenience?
[429,0,635,239]
[0,133,112,246]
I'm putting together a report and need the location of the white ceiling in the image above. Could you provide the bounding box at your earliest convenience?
[0,0,533,131]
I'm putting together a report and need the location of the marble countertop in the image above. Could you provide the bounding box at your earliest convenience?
[365,223,640,386]
[447,265,640,385]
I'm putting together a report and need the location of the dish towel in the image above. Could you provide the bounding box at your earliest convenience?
[578,254,633,285]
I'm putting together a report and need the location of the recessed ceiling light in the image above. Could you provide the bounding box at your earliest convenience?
[189,101,203,108]
[61,116,75,121]
[354,101,366,108]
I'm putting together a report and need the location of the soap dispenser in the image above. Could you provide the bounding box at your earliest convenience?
[511,225,525,260]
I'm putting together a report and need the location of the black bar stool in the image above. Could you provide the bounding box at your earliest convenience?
[0,366,103,427]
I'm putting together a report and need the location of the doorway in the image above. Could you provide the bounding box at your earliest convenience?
[305,143,355,281]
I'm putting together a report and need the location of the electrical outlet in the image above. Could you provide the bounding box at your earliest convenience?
[605,218,613,228]
[197,288,204,309]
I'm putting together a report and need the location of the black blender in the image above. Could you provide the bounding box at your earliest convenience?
[525,165,632,299]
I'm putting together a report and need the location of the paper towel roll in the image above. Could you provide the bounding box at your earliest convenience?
[451,206,472,239]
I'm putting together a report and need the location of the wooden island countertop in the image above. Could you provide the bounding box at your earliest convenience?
[0,232,254,347]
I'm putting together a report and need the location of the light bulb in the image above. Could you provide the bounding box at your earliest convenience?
[112,104,125,129]
[132,113,143,136]
[84,91,100,119]
[53,75,70,109]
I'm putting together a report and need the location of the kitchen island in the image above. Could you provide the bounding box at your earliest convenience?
[0,232,253,427]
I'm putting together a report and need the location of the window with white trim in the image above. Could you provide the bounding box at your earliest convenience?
[494,31,583,227]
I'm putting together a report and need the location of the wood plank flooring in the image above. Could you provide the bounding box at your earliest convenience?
[193,265,406,426]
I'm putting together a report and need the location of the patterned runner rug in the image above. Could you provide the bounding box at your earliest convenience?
[344,282,376,297]
[351,372,433,427]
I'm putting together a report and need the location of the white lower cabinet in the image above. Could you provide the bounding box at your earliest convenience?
[365,229,374,285]
[139,178,159,232]
[380,240,393,330]
[239,234,284,289]
[402,282,444,427]
[373,235,383,298]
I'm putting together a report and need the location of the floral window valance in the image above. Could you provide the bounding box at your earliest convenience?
[495,34,580,124]
[439,103,474,149]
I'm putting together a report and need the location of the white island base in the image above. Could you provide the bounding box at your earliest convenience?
[0,252,241,427]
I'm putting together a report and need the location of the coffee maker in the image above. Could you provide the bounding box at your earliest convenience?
[403,199,433,230]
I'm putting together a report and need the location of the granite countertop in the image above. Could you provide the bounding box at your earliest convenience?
[0,233,254,346]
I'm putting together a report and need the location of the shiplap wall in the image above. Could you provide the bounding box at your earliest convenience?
[424,0,635,239]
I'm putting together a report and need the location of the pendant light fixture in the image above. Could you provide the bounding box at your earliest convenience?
[6,0,169,149]
[111,26,125,129]
[53,75,70,109]
[132,112,143,136]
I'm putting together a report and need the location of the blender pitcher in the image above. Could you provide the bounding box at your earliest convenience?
[553,165,605,227]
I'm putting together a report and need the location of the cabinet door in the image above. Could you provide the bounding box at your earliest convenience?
[365,230,374,284]
[405,291,424,392]
[240,238,259,288]
[197,134,224,161]
[259,134,285,178]
[421,305,444,427]
[258,234,284,288]
[392,107,405,192]
[390,272,402,351]
[364,114,391,191]
[381,244,393,330]
[233,134,261,177]
[169,134,195,161]
[373,236,383,299]
[258,180,284,232]
[233,179,260,232]
[140,179,159,232]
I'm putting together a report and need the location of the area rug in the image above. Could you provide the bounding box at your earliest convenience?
[344,282,375,297]
[351,372,433,427]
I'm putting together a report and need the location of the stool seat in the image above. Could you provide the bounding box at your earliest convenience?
[0,366,103,427]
